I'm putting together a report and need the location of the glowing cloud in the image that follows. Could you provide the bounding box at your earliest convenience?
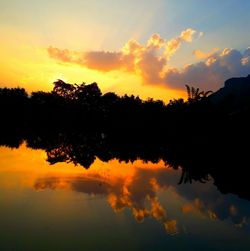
[48,28,199,85]
[48,29,250,92]
[84,51,123,71]
[47,46,82,64]
[165,28,198,59]
[193,48,219,59]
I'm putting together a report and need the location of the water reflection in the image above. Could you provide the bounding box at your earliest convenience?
[33,168,250,233]
[1,80,250,249]
[33,168,179,235]
[2,144,249,233]
[1,125,250,201]
[1,145,250,250]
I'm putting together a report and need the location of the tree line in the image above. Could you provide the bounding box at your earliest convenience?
[0,78,250,200]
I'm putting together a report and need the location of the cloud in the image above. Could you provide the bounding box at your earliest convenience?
[48,28,198,84]
[48,31,250,91]
[164,28,199,58]
[193,48,219,59]
[48,46,125,71]
[165,48,250,90]
[84,51,123,71]
[47,46,82,63]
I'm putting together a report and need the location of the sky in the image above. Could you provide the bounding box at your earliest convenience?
[0,0,250,101]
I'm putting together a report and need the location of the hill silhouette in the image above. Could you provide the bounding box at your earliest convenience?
[209,74,250,112]
[0,75,250,200]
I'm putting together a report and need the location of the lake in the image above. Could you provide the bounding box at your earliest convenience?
[0,144,250,251]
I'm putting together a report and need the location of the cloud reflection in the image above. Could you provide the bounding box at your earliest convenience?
[33,163,250,234]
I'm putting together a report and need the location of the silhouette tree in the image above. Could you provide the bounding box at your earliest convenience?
[53,79,76,99]
[185,84,213,102]
[1,75,250,200]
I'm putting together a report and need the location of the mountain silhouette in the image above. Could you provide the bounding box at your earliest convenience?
[209,74,250,112]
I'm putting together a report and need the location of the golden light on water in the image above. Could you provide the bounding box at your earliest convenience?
[0,144,179,234]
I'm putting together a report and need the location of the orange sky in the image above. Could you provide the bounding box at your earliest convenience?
[0,26,186,101]
[1,1,250,102]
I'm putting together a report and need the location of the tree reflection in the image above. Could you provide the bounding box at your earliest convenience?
[1,76,250,200]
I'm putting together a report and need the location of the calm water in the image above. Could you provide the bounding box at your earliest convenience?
[0,144,250,251]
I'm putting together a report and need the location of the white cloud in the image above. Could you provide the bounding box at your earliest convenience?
[165,48,250,90]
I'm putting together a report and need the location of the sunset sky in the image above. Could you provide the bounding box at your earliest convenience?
[1,0,250,101]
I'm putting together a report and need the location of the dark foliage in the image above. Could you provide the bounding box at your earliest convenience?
[0,75,250,200]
